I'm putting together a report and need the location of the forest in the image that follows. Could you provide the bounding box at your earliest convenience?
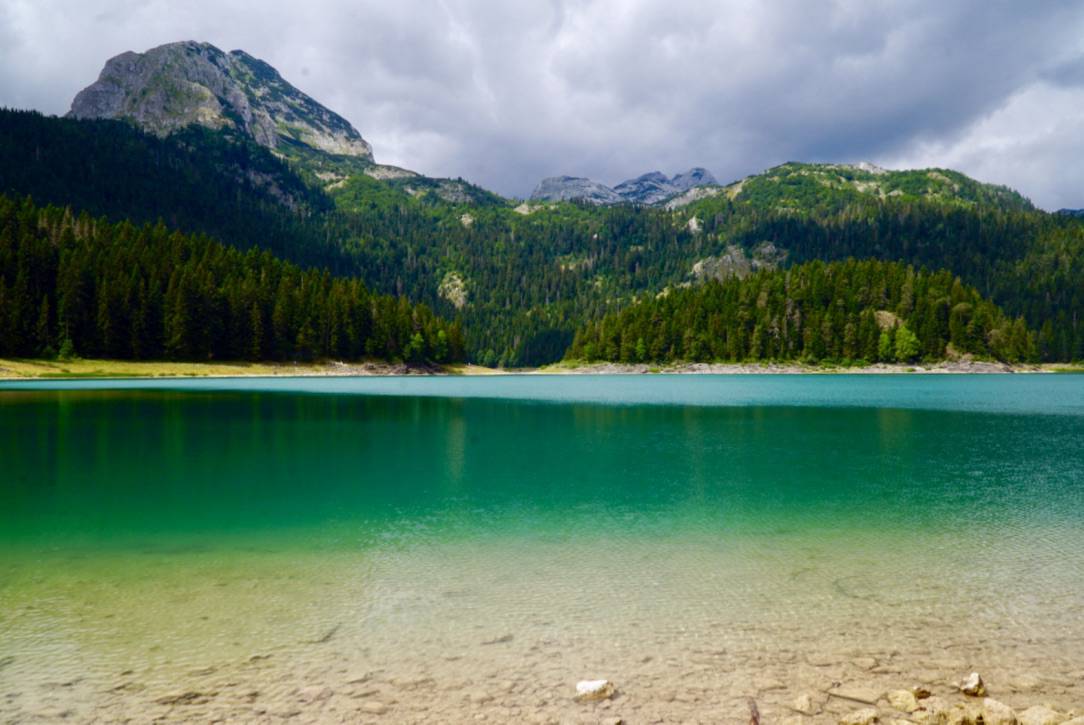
[566,259,1035,365]
[1,109,1082,365]
[0,195,464,363]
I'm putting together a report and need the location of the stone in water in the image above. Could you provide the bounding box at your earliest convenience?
[958,672,986,697]
[575,679,616,702]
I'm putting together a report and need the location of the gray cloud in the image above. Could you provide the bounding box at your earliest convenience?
[2,0,1083,207]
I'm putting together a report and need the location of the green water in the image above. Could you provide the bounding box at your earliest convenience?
[1,375,1083,719]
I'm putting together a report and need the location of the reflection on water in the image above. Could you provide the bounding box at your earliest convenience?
[0,378,1082,721]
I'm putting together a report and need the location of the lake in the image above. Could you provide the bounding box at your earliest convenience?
[1,374,1082,722]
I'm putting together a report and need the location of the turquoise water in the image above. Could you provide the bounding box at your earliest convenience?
[1,374,1082,721]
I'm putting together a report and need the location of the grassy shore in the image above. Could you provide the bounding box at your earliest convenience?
[540,359,1084,375]
[0,357,1080,380]
[0,358,485,380]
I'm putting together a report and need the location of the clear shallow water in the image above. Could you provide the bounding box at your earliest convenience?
[1,375,1082,722]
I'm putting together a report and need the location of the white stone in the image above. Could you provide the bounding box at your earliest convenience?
[959,672,986,697]
[575,679,615,702]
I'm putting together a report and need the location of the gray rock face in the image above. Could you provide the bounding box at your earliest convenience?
[530,176,623,205]
[532,168,718,206]
[68,41,373,161]
[671,167,718,191]
[613,168,719,204]
[612,171,674,205]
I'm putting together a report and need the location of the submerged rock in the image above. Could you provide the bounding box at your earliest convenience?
[886,689,920,713]
[792,691,826,715]
[839,706,880,725]
[945,701,983,725]
[1017,705,1066,725]
[360,700,388,715]
[574,679,616,702]
[982,698,1018,725]
[959,672,986,697]
[830,686,884,705]
[914,696,951,723]
[297,685,332,703]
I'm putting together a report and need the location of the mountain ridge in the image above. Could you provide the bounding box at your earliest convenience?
[68,40,374,161]
[530,167,718,206]
[3,43,1079,366]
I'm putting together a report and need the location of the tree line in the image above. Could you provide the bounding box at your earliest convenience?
[2,110,1081,365]
[566,259,1036,365]
[0,195,464,363]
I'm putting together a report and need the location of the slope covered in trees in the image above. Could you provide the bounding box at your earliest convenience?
[566,259,1035,365]
[0,195,463,363]
[1,110,1081,364]
[676,193,1083,360]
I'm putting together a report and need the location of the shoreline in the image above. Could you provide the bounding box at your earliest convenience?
[0,357,1080,380]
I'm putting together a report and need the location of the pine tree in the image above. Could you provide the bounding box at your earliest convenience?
[894,324,920,362]
[35,295,53,357]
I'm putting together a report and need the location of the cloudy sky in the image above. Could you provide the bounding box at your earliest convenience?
[2,0,1084,208]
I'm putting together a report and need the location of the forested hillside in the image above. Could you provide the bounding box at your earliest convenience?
[1,110,1081,365]
[0,195,463,363]
[567,259,1035,364]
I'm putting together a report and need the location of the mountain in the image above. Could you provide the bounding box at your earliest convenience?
[668,161,1034,214]
[0,109,350,267]
[65,41,510,212]
[531,168,718,206]
[2,44,1080,366]
[670,167,717,190]
[530,176,623,205]
[68,40,373,162]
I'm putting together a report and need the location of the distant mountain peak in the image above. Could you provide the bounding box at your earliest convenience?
[530,176,623,205]
[532,168,718,206]
[671,167,718,190]
[67,40,373,161]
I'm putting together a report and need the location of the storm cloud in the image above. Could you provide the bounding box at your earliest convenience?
[2,0,1083,208]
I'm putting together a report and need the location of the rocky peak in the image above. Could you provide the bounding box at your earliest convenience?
[532,168,719,206]
[613,172,675,205]
[530,176,623,205]
[671,167,718,191]
[67,40,373,161]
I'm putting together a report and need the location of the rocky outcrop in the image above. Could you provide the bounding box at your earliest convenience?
[68,41,373,161]
[689,242,786,282]
[612,171,675,205]
[664,185,723,210]
[531,168,718,206]
[530,176,624,205]
[438,271,468,309]
[671,167,718,191]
